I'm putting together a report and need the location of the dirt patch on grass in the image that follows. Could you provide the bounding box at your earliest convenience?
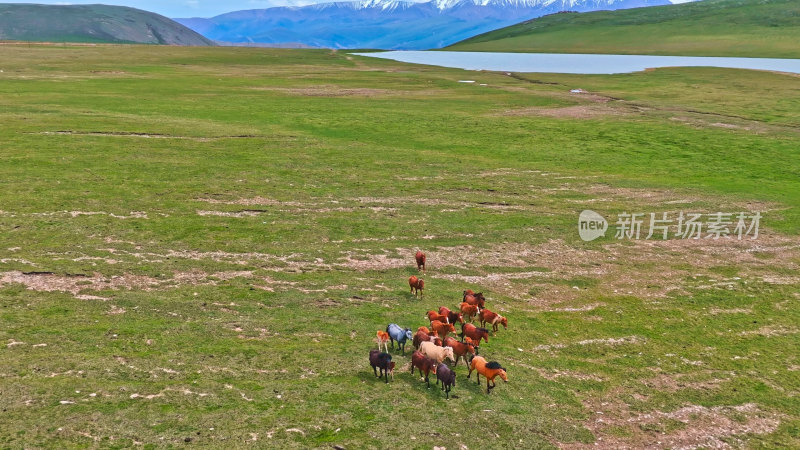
[0,270,254,299]
[641,370,736,392]
[498,104,637,119]
[573,400,781,449]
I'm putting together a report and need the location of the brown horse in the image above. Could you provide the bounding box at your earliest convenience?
[413,330,441,349]
[479,308,508,333]
[410,351,437,388]
[468,356,508,393]
[376,330,390,353]
[415,251,426,272]
[408,276,424,298]
[459,302,479,323]
[461,323,489,345]
[443,336,476,366]
[430,320,455,339]
[463,292,485,309]
[426,310,449,324]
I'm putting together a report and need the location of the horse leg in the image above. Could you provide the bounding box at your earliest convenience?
[373,365,377,377]
[425,372,430,388]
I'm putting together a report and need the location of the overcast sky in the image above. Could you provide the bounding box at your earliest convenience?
[2,0,699,18]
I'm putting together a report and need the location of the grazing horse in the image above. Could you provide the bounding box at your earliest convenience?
[408,276,424,298]
[442,336,476,366]
[426,310,449,324]
[386,323,413,355]
[461,323,490,345]
[416,326,435,335]
[415,251,426,272]
[420,341,455,364]
[463,293,485,310]
[369,350,395,383]
[459,302,479,323]
[410,351,438,388]
[376,330,390,353]
[430,320,455,339]
[446,311,463,325]
[413,330,441,350]
[468,356,508,393]
[479,309,508,333]
[435,363,456,399]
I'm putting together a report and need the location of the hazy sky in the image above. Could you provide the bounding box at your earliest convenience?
[2,0,699,18]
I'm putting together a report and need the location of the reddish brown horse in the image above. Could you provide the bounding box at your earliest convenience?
[415,251,426,272]
[426,310,449,324]
[459,302,479,323]
[468,356,508,393]
[461,323,489,345]
[479,308,508,333]
[443,336,476,366]
[463,292,485,309]
[413,330,441,349]
[411,351,437,388]
[438,306,463,325]
[430,320,455,339]
[408,276,424,298]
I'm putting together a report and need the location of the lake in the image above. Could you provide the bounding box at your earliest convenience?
[352,51,800,75]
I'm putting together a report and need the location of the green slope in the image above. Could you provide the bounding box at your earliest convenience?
[448,0,800,58]
[0,4,214,46]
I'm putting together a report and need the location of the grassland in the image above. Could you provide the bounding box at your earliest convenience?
[448,0,800,58]
[0,44,799,448]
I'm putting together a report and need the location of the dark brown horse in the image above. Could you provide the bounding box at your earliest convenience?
[410,350,437,388]
[369,350,395,383]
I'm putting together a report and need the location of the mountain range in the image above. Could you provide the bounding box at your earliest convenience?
[0,4,214,46]
[175,0,673,49]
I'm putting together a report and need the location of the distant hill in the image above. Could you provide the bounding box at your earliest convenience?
[0,4,214,46]
[447,0,800,58]
[175,0,669,50]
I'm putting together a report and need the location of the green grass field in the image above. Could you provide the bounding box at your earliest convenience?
[448,0,800,58]
[0,44,799,448]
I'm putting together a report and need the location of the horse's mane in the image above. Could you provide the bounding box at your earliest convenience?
[378,352,392,361]
[477,327,489,333]
[486,361,503,370]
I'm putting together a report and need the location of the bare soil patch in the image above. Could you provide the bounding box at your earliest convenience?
[0,270,254,299]
[572,399,781,449]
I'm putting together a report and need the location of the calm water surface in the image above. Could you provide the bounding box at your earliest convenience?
[353,51,800,74]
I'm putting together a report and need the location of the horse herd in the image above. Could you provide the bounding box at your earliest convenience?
[368,251,509,399]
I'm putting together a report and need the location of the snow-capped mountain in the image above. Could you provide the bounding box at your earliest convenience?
[175,0,672,49]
